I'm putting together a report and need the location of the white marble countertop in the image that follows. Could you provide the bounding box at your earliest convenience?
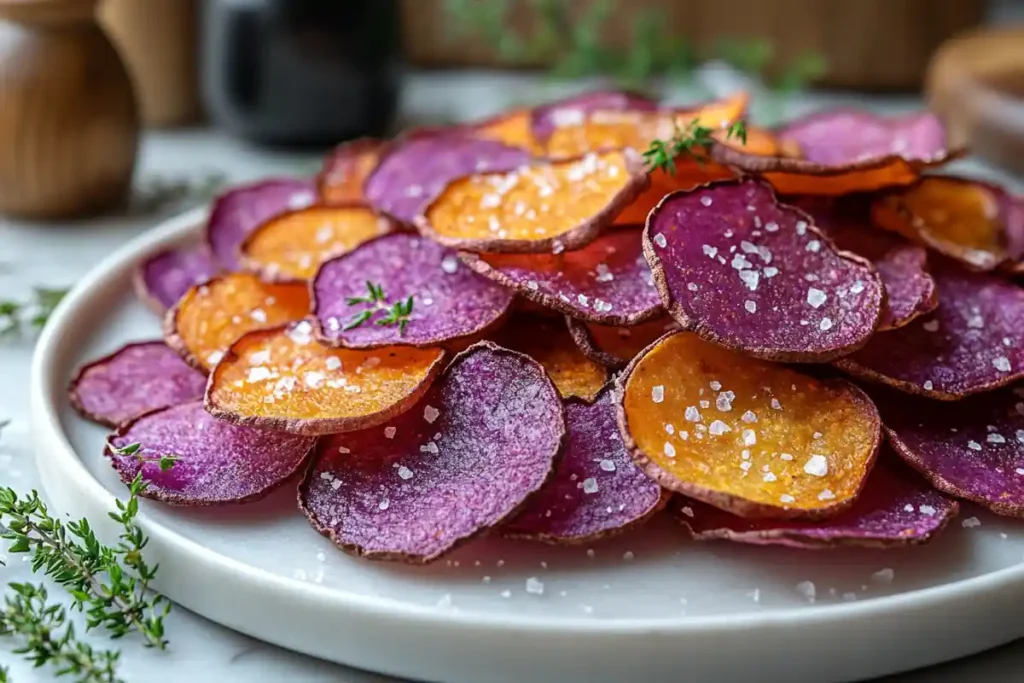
[1,72,1023,682]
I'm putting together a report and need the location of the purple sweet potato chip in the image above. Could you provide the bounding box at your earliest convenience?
[364,136,532,225]
[645,179,884,362]
[836,260,1024,399]
[133,245,219,313]
[798,198,937,330]
[312,233,514,348]
[298,341,565,563]
[461,228,661,325]
[206,178,316,269]
[531,89,659,143]
[69,341,207,427]
[106,401,315,505]
[876,386,1024,517]
[778,109,948,166]
[504,386,668,544]
[674,454,958,548]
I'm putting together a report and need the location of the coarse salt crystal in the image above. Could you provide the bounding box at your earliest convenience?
[872,568,894,583]
[663,442,676,458]
[780,494,795,504]
[652,385,665,403]
[804,454,828,476]
[525,577,544,595]
[819,317,833,331]
[919,505,936,516]
[741,410,757,423]
[325,356,342,371]
[795,580,816,602]
[709,420,731,436]
[744,300,756,314]
[806,240,821,253]
[993,357,1012,372]
[582,478,599,494]
[384,426,397,439]
[818,489,834,501]
[923,320,940,332]
[806,288,827,308]
[962,516,981,528]
[424,405,440,423]
[968,440,982,451]
[654,233,668,248]
[599,459,616,472]
[397,466,414,480]
[742,429,756,446]
[685,406,701,422]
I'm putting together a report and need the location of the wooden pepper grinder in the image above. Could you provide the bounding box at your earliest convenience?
[0,0,139,220]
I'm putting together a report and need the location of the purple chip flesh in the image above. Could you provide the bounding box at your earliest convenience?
[107,401,315,505]
[365,136,532,225]
[134,245,218,313]
[504,386,667,543]
[876,387,1024,518]
[461,228,662,325]
[69,341,207,427]
[837,259,1024,399]
[645,178,884,362]
[778,109,948,166]
[312,233,514,348]
[298,342,565,563]
[676,454,958,548]
[207,178,316,269]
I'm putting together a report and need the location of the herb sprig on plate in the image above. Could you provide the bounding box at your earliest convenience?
[643,119,747,175]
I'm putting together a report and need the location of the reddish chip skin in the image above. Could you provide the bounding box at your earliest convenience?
[645,179,884,362]
[69,341,207,427]
[530,89,659,143]
[460,228,661,325]
[674,454,958,548]
[364,135,532,225]
[312,233,513,349]
[133,245,219,314]
[837,260,1024,400]
[206,179,316,269]
[106,401,316,505]
[797,198,937,330]
[298,342,566,563]
[875,387,1024,517]
[504,386,669,544]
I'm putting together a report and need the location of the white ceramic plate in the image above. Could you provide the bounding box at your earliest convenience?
[31,207,1024,683]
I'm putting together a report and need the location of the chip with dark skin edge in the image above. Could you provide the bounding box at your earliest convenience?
[298,341,565,564]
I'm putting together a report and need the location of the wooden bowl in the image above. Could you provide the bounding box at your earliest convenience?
[926,26,1024,175]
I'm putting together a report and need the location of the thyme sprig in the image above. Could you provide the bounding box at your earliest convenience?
[1,584,122,683]
[0,443,173,677]
[0,286,69,338]
[343,281,415,335]
[643,119,747,175]
[109,442,179,473]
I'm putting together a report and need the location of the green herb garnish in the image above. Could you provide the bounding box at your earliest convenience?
[0,286,69,339]
[643,119,747,175]
[1,443,174,680]
[1,584,122,683]
[109,442,180,473]
[342,281,415,335]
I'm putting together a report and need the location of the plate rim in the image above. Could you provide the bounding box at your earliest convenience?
[28,206,1024,679]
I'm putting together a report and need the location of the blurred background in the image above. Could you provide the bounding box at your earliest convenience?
[0,0,1019,221]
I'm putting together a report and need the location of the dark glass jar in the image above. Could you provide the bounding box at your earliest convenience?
[201,0,401,147]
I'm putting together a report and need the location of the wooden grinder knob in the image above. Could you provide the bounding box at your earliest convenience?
[0,0,139,220]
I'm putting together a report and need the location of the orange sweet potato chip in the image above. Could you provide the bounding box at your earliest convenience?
[472,108,544,155]
[871,176,1023,272]
[617,331,881,519]
[239,205,393,282]
[206,321,446,435]
[418,149,648,254]
[566,316,680,369]
[164,273,309,372]
[496,315,608,402]
[542,92,748,160]
[317,138,384,204]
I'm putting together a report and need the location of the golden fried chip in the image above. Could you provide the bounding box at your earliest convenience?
[206,321,446,435]
[617,332,881,518]
[497,315,608,402]
[566,316,679,369]
[419,150,647,253]
[239,205,393,282]
[164,273,309,371]
[318,138,384,204]
[871,176,1015,271]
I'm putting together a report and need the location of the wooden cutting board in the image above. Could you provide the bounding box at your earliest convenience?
[926,26,1024,175]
